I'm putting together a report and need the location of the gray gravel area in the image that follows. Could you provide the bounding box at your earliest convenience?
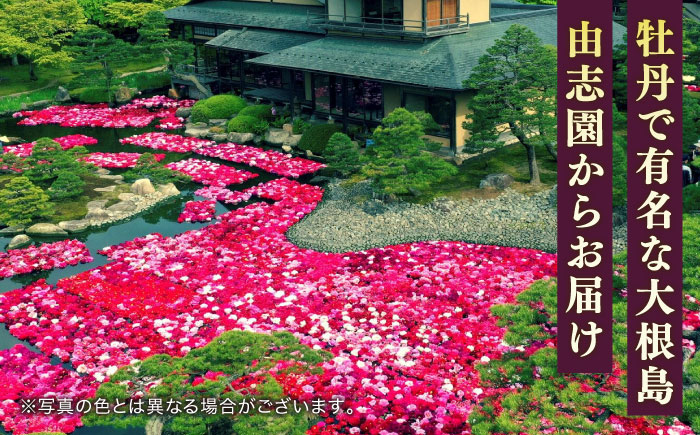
[286,180,628,254]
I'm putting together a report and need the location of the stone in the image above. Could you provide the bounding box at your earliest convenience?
[26,223,67,236]
[131,178,156,196]
[86,200,108,210]
[265,128,291,146]
[95,168,111,175]
[99,174,123,181]
[118,193,138,202]
[227,132,255,144]
[168,88,180,99]
[0,225,25,235]
[282,123,294,134]
[479,173,514,190]
[212,134,228,143]
[310,176,332,184]
[306,149,314,158]
[54,86,71,103]
[209,119,228,127]
[30,100,51,109]
[282,145,293,153]
[282,134,302,149]
[157,183,180,196]
[94,186,116,192]
[107,201,137,213]
[184,123,210,139]
[175,107,191,118]
[85,208,111,220]
[453,153,468,166]
[362,200,387,216]
[114,86,135,103]
[58,220,90,233]
[253,135,264,145]
[432,197,456,213]
[8,234,31,250]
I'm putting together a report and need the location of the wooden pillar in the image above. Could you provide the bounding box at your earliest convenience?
[342,77,349,131]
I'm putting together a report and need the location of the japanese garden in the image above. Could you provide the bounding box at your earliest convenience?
[0,0,699,434]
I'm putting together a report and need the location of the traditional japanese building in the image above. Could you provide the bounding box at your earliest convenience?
[165,0,622,153]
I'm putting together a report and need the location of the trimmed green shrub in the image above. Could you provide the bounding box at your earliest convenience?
[684,183,700,213]
[127,71,171,91]
[0,176,54,226]
[412,111,441,134]
[324,132,362,177]
[237,104,275,121]
[190,95,247,123]
[49,172,85,200]
[227,115,269,135]
[78,87,111,103]
[298,124,342,155]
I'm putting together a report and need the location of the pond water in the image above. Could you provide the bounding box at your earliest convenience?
[0,115,287,435]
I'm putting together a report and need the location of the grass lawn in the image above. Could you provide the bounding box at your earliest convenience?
[0,64,76,97]
[415,143,557,202]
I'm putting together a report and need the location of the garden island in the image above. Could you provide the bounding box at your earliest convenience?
[0,0,700,434]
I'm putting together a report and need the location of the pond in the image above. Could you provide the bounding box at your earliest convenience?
[0,114,286,435]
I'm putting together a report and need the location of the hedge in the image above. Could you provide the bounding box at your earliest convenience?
[237,104,275,121]
[191,95,248,123]
[227,115,269,135]
[298,124,342,155]
[78,87,111,103]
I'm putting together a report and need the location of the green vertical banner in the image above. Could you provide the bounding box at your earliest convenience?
[627,0,683,416]
[557,1,613,373]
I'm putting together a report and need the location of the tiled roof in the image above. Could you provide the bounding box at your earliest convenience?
[163,1,325,34]
[248,12,626,90]
[685,3,700,22]
[205,29,321,54]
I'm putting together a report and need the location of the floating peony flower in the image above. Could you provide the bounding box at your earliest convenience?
[164,158,258,187]
[178,200,217,223]
[196,142,325,177]
[120,132,214,153]
[79,152,165,168]
[3,135,98,157]
[0,240,92,279]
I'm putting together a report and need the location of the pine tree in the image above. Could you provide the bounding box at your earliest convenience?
[362,108,458,196]
[464,24,557,184]
[49,172,85,200]
[323,132,362,177]
[0,176,54,226]
[24,138,89,183]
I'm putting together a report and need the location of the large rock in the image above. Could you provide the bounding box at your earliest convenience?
[209,119,228,127]
[26,223,67,236]
[282,123,294,134]
[58,220,90,233]
[265,128,291,146]
[281,145,293,153]
[115,86,136,104]
[94,186,116,192]
[8,234,31,250]
[158,183,180,196]
[85,208,111,220]
[54,86,71,103]
[282,134,302,149]
[212,134,228,143]
[184,123,210,139]
[131,178,156,196]
[175,107,191,118]
[168,88,180,99]
[228,132,255,144]
[0,226,25,235]
[99,174,123,181]
[479,173,514,190]
[86,200,109,210]
[118,193,138,202]
[107,201,137,213]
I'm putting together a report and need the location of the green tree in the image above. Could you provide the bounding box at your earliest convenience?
[136,11,194,71]
[122,153,190,185]
[49,172,85,200]
[84,330,330,435]
[464,24,557,185]
[102,0,188,28]
[66,26,134,104]
[362,108,458,196]
[24,138,90,183]
[683,89,700,151]
[324,132,363,177]
[0,0,86,81]
[76,0,114,24]
[0,176,54,226]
